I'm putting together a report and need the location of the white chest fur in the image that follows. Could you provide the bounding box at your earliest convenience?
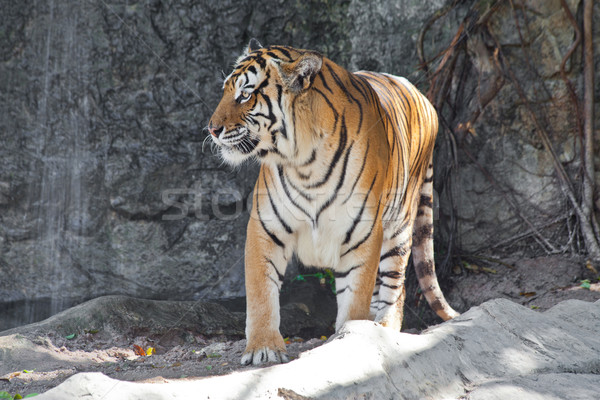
[262,162,374,270]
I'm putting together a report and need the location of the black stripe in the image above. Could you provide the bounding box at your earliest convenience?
[342,141,369,204]
[264,174,293,234]
[255,179,285,248]
[415,260,434,279]
[328,65,363,133]
[283,170,313,201]
[423,175,434,183]
[261,91,277,129]
[332,264,362,278]
[430,299,445,312]
[255,69,271,92]
[257,149,268,158]
[419,195,432,208]
[266,257,285,282]
[391,220,409,239]
[316,142,353,223]
[300,149,317,166]
[254,55,266,69]
[379,270,403,279]
[317,71,333,93]
[336,286,351,295]
[342,201,382,257]
[247,65,257,74]
[275,84,289,138]
[277,165,314,223]
[271,46,292,60]
[348,73,370,102]
[343,172,378,244]
[412,223,433,247]
[381,283,401,289]
[379,243,408,262]
[371,299,394,306]
[307,113,347,189]
[296,170,311,180]
[313,88,340,131]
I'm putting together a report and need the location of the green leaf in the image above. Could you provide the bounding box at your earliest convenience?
[65,334,76,340]
[22,370,34,374]
[24,395,40,399]
[205,365,213,371]
[0,392,13,399]
[581,280,591,290]
[14,395,23,400]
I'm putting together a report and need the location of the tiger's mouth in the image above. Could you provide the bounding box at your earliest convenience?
[211,126,260,162]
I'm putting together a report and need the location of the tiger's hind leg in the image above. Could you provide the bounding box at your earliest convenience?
[370,222,412,331]
[412,162,459,321]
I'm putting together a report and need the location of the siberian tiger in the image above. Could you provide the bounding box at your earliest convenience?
[208,40,459,365]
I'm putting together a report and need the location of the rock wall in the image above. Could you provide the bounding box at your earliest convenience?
[0,0,598,327]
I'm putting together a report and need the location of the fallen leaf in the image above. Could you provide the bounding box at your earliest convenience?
[146,347,155,356]
[519,291,536,297]
[463,263,480,273]
[171,362,182,368]
[8,372,21,380]
[320,336,327,341]
[585,260,598,275]
[481,266,497,274]
[133,345,146,356]
[581,280,591,290]
[65,334,76,340]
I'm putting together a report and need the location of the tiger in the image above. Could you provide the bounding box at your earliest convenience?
[208,39,459,365]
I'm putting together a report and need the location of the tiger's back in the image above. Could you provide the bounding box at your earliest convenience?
[208,41,458,365]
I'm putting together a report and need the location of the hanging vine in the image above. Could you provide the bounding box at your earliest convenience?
[418,0,599,267]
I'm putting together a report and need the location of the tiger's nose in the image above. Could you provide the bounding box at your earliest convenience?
[208,123,224,137]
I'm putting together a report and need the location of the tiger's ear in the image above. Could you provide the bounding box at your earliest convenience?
[276,52,323,93]
[246,38,263,54]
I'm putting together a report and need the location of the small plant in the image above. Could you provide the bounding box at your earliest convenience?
[293,268,336,293]
[0,392,39,399]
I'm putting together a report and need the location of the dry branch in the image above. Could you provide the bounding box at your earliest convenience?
[582,0,599,241]
[420,0,600,262]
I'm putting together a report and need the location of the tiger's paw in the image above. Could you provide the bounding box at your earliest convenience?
[241,347,289,365]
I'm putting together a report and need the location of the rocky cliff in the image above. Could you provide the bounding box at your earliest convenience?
[0,0,598,328]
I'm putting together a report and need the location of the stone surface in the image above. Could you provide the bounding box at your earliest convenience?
[30,298,600,400]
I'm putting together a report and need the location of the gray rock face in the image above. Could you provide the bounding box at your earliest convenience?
[33,299,600,399]
[1,0,599,328]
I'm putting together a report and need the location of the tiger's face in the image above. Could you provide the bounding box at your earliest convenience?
[208,41,322,165]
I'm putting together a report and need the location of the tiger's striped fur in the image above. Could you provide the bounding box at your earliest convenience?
[208,41,459,365]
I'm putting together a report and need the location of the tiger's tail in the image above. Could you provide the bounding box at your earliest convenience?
[411,159,459,321]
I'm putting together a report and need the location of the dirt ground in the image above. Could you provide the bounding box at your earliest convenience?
[0,330,327,397]
[1,255,599,398]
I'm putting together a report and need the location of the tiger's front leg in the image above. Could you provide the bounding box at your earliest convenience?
[334,222,383,331]
[241,213,289,366]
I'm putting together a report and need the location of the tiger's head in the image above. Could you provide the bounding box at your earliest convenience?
[208,40,323,166]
